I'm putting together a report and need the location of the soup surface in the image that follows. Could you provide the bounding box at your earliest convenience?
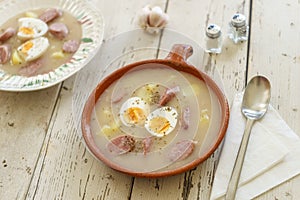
[89,64,222,172]
[0,8,82,76]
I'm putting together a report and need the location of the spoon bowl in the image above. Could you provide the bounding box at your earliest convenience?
[242,76,271,120]
[225,75,271,199]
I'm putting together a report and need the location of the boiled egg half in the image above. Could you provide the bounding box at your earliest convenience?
[17,18,48,40]
[144,106,178,137]
[119,97,150,127]
[17,37,49,62]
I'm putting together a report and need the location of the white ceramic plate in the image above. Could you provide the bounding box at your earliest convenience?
[0,0,104,91]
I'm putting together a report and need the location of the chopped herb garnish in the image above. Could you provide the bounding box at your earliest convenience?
[81,38,93,43]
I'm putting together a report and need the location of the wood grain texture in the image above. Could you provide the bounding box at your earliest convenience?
[26,77,134,200]
[1,0,300,199]
[249,0,300,199]
[25,0,167,199]
[0,87,60,199]
[249,0,300,134]
[131,0,250,199]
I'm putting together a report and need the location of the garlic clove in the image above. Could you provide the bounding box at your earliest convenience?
[138,5,169,34]
[149,8,165,27]
[138,5,151,28]
[151,6,164,13]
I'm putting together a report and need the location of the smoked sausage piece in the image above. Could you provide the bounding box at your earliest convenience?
[49,23,69,40]
[19,59,43,77]
[168,140,195,161]
[62,40,80,53]
[181,107,190,130]
[159,86,180,106]
[0,44,12,64]
[39,8,62,23]
[142,136,153,155]
[107,135,135,155]
[0,27,16,43]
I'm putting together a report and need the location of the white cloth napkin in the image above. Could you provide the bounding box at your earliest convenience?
[210,93,300,200]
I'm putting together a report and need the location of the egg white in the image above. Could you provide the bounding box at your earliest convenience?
[119,97,150,127]
[17,17,48,40]
[144,106,178,137]
[17,37,49,62]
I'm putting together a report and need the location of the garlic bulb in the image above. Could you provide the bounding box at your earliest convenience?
[138,5,169,34]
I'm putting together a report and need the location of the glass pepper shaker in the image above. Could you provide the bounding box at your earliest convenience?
[205,24,222,54]
[228,13,249,43]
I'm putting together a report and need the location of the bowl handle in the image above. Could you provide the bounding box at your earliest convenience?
[165,44,193,63]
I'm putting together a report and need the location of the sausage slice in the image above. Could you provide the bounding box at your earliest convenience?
[0,44,12,64]
[168,140,195,161]
[159,86,180,106]
[18,59,43,77]
[0,28,16,43]
[107,135,135,155]
[39,8,62,23]
[142,136,153,155]
[49,23,69,40]
[182,107,190,130]
[62,40,80,53]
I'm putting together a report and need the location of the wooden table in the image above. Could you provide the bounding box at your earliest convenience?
[1,0,299,199]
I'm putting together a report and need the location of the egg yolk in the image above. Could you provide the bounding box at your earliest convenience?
[149,117,170,135]
[20,41,34,54]
[19,26,34,35]
[124,107,146,125]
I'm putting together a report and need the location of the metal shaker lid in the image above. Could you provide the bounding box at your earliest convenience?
[206,24,221,38]
[231,13,246,27]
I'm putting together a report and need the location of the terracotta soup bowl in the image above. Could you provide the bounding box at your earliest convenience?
[81,44,229,178]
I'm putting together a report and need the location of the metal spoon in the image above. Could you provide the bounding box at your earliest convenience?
[225,75,271,200]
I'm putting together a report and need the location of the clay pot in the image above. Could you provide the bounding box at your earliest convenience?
[81,44,230,178]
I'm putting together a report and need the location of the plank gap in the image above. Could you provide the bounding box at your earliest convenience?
[245,0,254,84]
[24,83,63,199]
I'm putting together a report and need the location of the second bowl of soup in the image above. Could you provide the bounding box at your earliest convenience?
[81,44,229,178]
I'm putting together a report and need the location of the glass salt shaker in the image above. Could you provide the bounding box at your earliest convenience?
[228,13,249,43]
[205,24,222,54]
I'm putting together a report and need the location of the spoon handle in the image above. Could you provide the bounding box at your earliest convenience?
[225,118,255,200]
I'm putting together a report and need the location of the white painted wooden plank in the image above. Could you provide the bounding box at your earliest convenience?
[90,0,167,38]
[249,0,300,199]
[131,0,250,199]
[0,86,60,199]
[249,0,300,134]
[132,175,184,200]
[26,77,134,200]
[2,0,299,199]
[26,0,167,199]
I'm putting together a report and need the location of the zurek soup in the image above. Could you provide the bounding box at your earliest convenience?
[87,63,223,173]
